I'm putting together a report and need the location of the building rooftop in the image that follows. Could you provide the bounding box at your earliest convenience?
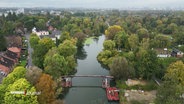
[1,55,15,66]
[8,47,21,53]
[6,50,18,59]
[52,30,61,36]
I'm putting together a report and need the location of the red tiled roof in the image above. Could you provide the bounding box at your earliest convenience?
[8,47,21,53]
[0,64,10,74]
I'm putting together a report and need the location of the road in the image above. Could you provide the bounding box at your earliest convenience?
[25,33,33,68]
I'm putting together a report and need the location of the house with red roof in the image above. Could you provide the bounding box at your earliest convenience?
[0,46,21,77]
[8,47,21,58]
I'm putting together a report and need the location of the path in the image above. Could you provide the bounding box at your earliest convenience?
[25,33,33,67]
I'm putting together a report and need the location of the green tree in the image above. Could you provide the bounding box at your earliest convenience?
[4,78,38,104]
[156,61,184,104]
[2,67,26,85]
[128,34,139,51]
[156,20,163,26]
[6,12,17,21]
[58,40,77,57]
[136,28,149,41]
[45,47,59,56]
[103,40,116,50]
[60,31,71,43]
[174,32,184,45]
[32,37,55,68]
[156,81,183,104]
[151,34,171,48]
[65,56,77,73]
[165,61,184,85]
[93,24,101,36]
[135,49,159,79]
[2,21,15,35]
[179,45,184,53]
[114,31,128,50]
[83,18,90,27]
[44,40,77,78]
[83,28,92,35]
[0,67,26,104]
[25,66,43,85]
[44,54,68,79]
[165,23,178,34]
[35,19,46,30]
[63,24,81,35]
[0,85,6,104]
[110,57,134,80]
[97,50,117,65]
[0,34,7,51]
[73,32,86,48]
[105,25,122,40]
[38,37,55,51]
[140,38,150,50]
[44,47,76,78]
[30,33,40,49]
[24,18,36,32]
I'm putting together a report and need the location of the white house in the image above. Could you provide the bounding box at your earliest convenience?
[32,27,61,43]
[32,27,49,37]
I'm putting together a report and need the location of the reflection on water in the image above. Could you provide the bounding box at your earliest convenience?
[76,47,87,60]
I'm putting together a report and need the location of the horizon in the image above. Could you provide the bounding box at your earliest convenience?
[0,0,184,9]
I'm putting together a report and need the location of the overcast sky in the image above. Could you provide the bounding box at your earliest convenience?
[0,0,183,8]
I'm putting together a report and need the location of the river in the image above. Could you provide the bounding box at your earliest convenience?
[64,35,119,104]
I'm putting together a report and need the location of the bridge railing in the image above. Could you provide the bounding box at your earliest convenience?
[62,75,114,78]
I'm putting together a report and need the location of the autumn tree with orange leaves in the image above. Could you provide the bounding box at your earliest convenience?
[35,74,56,104]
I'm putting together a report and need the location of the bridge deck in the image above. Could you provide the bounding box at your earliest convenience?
[63,75,114,78]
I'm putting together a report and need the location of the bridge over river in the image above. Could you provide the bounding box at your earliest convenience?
[63,75,114,78]
[62,75,113,88]
[62,75,119,101]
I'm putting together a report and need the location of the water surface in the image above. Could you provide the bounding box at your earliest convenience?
[64,35,118,104]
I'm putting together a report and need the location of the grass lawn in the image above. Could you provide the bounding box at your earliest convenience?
[19,60,27,67]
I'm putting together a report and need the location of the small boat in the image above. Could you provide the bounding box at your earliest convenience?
[106,87,119,101]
